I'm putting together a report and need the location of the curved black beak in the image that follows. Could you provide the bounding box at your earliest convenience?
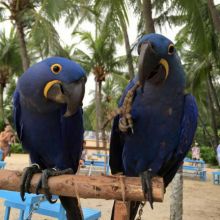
[138,41,169,88]
[44,77,86,117]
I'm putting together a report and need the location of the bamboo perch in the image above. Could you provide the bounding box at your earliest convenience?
[0,169,164,202]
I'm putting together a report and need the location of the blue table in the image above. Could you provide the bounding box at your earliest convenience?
[84,153,110,175]
[212,171,220,185]
[183,158,206,181]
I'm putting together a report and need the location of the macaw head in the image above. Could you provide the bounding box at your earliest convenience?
[18,57,86,116]
[137,33,185,89]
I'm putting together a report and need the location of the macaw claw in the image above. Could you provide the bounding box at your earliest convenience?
[20,164,42,201]
[35,168,74,203]
[140,169,154,209]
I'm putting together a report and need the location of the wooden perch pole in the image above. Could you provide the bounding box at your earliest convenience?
[0,169,164,202]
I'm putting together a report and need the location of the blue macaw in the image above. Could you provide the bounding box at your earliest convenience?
[110,34,198,219]
[13,57,86,220]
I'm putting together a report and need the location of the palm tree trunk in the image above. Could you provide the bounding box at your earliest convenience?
[95,81,100,148]
[208,72,220,113]
[170,167,183,220]
[207,0,220,33]
[0,84,4,121]
[120,18,134,79]
[97,81,109,172]
[16,21,30,71]
[142,0,155,34]
[98,80,103,142]
[198,115,214,147]
[101,128,108,173]
[206,76,219,148]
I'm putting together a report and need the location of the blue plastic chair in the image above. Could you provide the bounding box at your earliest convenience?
[0,190,101,220]
[35,202,101,220]
[0,190,43,220]
[0,149,6,169]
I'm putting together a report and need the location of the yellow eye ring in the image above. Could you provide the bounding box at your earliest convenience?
[168,44,175,55]
[51,64,62,74]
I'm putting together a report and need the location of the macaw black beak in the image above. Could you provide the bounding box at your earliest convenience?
[44,77,86,117]
[138,41,169,88]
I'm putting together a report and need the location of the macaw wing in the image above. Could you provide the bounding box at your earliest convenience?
[60,108,84,172]
[109,78,138,174]
[13,90,23,141]
[174,94,198,159]
[158,94,198,187]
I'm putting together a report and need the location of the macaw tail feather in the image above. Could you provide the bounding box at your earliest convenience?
[59,196,83,220]
[129,201,141,220]
[110,201,141,220]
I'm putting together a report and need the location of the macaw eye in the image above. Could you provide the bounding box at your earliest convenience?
[51,64,62,74]
[168,44,175,55]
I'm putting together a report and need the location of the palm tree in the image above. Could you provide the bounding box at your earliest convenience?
[0,0,35,70]
[128,0,155,34]
[0,28,22,121]
[83,74,128,170]
[173,0,220,147]
[0,0,92,70]
[95,0,135,79]
[72,21,126,147]
[207,0,220,33]
[85,75,129,132]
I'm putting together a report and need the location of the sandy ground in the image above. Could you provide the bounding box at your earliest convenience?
[0,154,220,220]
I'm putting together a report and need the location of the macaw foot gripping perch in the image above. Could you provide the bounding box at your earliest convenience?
[140,169,154,209]
[21,165,74,203]
[20,164,41,201]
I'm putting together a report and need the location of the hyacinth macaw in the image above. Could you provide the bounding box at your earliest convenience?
[13,57,86,220]
[110,34,198,219]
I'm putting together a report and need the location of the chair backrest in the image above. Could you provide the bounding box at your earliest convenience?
[0,149,3,161]
[0,161,6,169]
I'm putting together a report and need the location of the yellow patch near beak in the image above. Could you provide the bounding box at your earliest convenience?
[44,80,61,98]
[159,59,169,79]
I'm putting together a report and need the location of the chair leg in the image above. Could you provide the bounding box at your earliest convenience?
[24,205,33,220]
[88,164,93,176]
[18,210,24,220]
[4,206,10,220]
[212,174,215,184]
[59,206,67,220]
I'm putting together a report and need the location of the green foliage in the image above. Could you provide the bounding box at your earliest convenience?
[0,29,23,76]
[10,143,25,154]
[200,146,218,165]
[0,118,4,131]
[194,126,213,147]
[186,150,192,159]
[83,75,128,132]
[29,14,70,58]
[83,110,93,131]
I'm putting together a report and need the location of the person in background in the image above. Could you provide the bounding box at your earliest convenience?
[192,142,200,161]
[79,140,87,167]
[0,125,16,160]
[216,143,220,166]
[191,142,200,168]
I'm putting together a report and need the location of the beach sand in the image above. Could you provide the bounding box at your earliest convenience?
[0,154,220,220]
